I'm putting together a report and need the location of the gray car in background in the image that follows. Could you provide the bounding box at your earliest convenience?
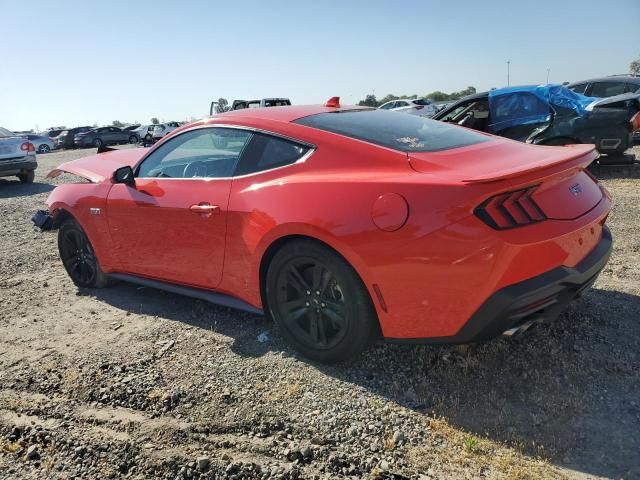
[27,134,55,154]
[0,128,37,183]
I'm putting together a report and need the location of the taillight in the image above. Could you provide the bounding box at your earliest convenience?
[629,112,640,132]
[20,142,35,152]
[474,186,546,230]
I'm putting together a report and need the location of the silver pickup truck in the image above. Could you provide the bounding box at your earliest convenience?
[0,127,37,183]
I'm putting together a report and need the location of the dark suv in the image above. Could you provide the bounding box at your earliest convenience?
[74,127,140,148]
[568,75,640,97]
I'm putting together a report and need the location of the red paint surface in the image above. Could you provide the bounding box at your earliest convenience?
[46,105,612,340]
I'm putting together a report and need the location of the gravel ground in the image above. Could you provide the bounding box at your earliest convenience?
[1,146,639,480]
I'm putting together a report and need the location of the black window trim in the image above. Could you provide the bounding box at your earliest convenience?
[134,124,316,181]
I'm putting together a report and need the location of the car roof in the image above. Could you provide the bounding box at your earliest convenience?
[212,104,370,123]
[568,75,640,86]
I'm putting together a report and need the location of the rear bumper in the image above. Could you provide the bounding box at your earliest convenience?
[0,157,37,175]
[386,225,612,345]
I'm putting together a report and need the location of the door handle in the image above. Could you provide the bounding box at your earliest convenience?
[189,203,220,215]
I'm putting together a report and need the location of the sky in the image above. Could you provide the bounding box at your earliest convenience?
[1,0,639,131]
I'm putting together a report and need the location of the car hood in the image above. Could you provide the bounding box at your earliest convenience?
[47,147,149,183]
[586,92,640,111]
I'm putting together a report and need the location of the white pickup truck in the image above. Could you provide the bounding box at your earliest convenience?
[209,98,291,115]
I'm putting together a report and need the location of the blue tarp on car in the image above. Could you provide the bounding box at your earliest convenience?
[488,84,597,133]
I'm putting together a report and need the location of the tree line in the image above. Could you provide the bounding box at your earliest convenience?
[357,86,477,107]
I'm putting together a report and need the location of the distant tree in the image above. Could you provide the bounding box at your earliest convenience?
[357,94,378,107]
[150,117,160,124]
[631,55,640,75]
[215,98,229,113]
[112,120,124,128]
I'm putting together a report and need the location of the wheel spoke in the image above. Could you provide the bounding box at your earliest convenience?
[322,305,345,327]
[308,310,319,344]
[287,265,310,293]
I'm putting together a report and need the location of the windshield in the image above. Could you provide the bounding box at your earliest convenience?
[295,110,489,152]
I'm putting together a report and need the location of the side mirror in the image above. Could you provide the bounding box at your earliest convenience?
[113,165,135,186]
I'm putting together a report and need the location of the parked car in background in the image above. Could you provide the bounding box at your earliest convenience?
[33,102,612,362]
[568,75,640,145]
[378,98,438,117]
[209,98,291,115]
[151,122,181,141]
[56,126,93,149]
[433,84,640,155]
[0,127,36,183]
[568,75,640,97]
[123,124,141,132]
[134,124,159,143]
[74,126,140,148]
[47,129,65,138]
[27,134,55,154]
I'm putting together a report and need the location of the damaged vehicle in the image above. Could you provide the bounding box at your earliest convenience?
[433,84,640,155]
[33,99,612,363]
[0,127,37,183]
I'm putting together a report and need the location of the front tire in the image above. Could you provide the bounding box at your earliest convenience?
[58,219,110,288]
[93,138,103,148]
[265,240,378,363]
[38,144,51,154]
[128,135,138,144]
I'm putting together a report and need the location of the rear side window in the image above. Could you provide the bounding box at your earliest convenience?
[295,110,489,152]
[569,83,588,94]
[590,81,626,97]
[234,133,310,176]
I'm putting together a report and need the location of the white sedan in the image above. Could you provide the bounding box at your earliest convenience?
[378,98,438,117]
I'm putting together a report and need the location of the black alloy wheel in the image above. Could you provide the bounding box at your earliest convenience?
[58,219,109,288]
[266,240,378,363]
[93,138,103,148]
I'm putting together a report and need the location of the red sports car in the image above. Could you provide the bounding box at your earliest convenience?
[33,98,612,363]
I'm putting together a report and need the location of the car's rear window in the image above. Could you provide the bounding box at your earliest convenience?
[294,110,488,152]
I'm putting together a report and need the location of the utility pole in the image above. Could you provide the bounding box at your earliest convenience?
[546,68,550,84]
[507,60,511,87]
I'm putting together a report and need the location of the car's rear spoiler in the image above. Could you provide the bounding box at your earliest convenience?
[462,145,598,184]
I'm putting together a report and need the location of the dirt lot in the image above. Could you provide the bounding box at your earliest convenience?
[1,146,639,480]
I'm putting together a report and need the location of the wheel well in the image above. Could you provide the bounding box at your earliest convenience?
[52,208,74,228]
[258,235,381,334]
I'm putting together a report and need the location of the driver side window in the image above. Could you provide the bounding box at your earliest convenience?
[136,128,252,179]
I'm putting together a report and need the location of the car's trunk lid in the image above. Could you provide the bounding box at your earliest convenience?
[408,139,603,220]
[0,136,26,161]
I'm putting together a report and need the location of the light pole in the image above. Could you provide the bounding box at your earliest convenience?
[546,68,550,84]
[507,60,511,87]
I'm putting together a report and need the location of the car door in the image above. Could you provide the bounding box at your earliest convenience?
[105,127,253,288]
[488,92,551,141]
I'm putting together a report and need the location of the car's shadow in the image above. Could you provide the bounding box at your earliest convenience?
[0,179,54,199]
[590,153,640,180]
[87,283,640,479]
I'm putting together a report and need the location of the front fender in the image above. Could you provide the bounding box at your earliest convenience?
[46,183,117,270]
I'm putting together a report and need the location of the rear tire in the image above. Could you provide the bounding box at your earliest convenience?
[18,171,35,183]
[58,219,110,288]
[93,138,103,148]
[128,135,138,144]
[38,144,51,154]
[265,240,378,363]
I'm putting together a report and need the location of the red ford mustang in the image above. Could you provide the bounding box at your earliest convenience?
[33,99,612,362]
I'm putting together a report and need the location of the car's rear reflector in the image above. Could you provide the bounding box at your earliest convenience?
[630,112,640,132]
[475,186,546,229]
